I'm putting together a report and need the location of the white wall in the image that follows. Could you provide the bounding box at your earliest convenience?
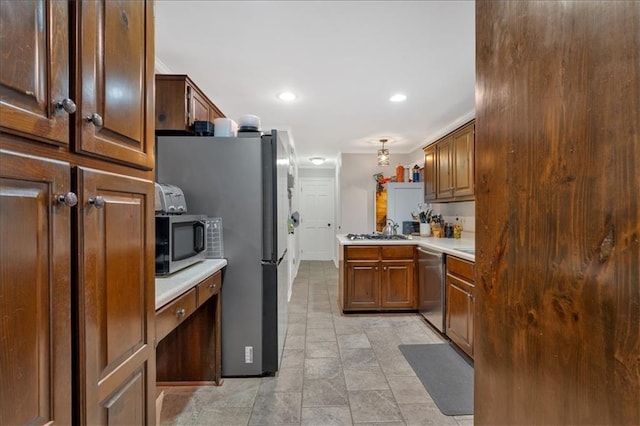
[338,152,416,234]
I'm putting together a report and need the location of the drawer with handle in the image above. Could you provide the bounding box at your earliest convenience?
[196,270,221,308]
[156,288,197,343]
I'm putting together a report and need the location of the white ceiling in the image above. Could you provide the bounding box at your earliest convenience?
[154,1,475,168]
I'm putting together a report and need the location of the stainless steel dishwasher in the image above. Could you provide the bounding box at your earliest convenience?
[417,246,445,332]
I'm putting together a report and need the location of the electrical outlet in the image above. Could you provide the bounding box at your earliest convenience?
[244,346,253,363]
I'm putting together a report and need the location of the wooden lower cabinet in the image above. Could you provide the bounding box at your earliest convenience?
[76,167,156,424]
[446,256,475,358]
[1,0,156,423]
[380,260,416,309]
[341,245,416,311]
[0,149,72,425]
[345,260,380,309]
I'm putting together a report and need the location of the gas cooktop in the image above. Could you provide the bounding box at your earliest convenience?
[345,233,409,241]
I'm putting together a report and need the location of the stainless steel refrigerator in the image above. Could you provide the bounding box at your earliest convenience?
[156,131,289,376]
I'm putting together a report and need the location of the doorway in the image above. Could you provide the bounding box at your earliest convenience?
[299,177,335,260]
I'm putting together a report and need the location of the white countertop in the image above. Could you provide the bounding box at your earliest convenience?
[155,259,227,310]
[336,234,475,262]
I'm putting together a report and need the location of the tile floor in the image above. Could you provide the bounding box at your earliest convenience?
[159,260,474,425]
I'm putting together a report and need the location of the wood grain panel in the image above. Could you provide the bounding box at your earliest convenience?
[156,294,222,384]
[0,148,71,425]
[75,0,154,169]
[196,271,221,308]
[100,369,145,425]
[345,261,379,309]
[475,1,640,424]
[77,166,155,424]
[380,245,414,259]
[345,246,380,260]
[380,261,416,309]
[155,289,197,343]
[0,0,70,146]
[423,145,436,201]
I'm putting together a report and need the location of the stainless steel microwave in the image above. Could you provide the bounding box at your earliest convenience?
[155,214,207,276]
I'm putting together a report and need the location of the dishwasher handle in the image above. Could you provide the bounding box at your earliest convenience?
[417,247,443,258]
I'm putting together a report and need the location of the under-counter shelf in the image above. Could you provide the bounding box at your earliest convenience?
[155,259,226,386]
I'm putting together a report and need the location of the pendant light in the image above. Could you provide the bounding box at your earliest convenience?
[377,139,390,166]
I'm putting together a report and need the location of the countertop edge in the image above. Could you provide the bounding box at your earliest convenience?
[336,234,475,262]
[155,259,227,310]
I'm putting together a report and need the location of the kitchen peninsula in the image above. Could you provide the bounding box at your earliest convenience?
[337,233,476,358]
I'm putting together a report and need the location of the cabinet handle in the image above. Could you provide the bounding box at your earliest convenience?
[56,192,78,207]
[88,195,105,209]
[374,267,378,271]
[209,283,216,290]
[175,308,186,317]
[53,98,77,114]
[85,112,103,127]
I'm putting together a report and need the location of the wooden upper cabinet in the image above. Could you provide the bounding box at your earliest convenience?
[423,145,437,201]
[436,137,454,199]
[75,0,154,170]
[425,120,475,202]
[0,1,70,147]
[76,166,155,425]
[155,74,225,133]
[0,148,72,425]
[452,122,475,198]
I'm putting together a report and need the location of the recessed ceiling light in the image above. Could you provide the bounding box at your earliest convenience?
[389,93,407,102]
[310,157,325,165]
[277,92,297,101]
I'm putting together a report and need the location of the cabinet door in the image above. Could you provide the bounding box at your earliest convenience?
[0,148,72,425]
[345,261,380,309]
[381,260,416,309]
[189,84,211,124]
[423,145,437,201]
[452,123,474,198]
[77,167,155,425]
[446,275,474,357]
[76,0,154,169]
[436,137,454,199]
[0,0,70,146]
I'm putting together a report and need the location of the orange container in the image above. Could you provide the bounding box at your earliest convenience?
[395,164,404,182]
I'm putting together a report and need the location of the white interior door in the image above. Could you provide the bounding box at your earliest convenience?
[300,177,335,260]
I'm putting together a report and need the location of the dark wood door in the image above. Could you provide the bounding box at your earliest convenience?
[423,145,437,201]
[452,122,474,198]
[446,275,474,357]
[476,1,639,424]
[0,0,70,147]
[380,260,416,309]
[76,167,155,425]
[436,137,453,199]
[75,0,154,169]
[345,261,380,309]
[0,147,72,425]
